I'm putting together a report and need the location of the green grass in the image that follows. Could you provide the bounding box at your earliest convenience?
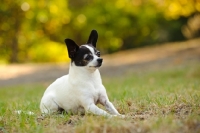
[0,64,200,133]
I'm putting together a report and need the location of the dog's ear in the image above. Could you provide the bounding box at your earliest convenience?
[87,30,98,48]
[64,39,79,59]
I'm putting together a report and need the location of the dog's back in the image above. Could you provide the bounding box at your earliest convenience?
[40,75,69,113]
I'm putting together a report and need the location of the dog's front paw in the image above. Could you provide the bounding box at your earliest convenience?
[112,114,126,118]
[118,114,126,118]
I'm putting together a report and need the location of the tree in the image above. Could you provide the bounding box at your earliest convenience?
[0,0,70,63]
[0,0,199,63]
[0,0,25,62]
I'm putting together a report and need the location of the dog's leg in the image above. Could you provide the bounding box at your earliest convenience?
[40,95,59,114]
[98,94,120,115]
[84,103,111,117]
[103,100,125,118]
[104,100,120,115]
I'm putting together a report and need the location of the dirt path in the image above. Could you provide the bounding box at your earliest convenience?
[0,38,200,87]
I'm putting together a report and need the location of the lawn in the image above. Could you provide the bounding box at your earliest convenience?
[0,63,200,133]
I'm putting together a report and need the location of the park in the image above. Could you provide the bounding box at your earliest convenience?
[0,0,200,132]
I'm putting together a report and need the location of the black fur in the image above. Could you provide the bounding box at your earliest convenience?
[87,30,98,48]
[64,30,101,67]
[65,39,79,59]
[73,46,93,66]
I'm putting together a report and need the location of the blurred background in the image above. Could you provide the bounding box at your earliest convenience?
[0,0,200,63]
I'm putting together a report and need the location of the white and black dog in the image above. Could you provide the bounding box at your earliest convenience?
[40,30,123,117]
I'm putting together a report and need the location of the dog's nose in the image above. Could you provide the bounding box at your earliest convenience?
[97,58,103,64]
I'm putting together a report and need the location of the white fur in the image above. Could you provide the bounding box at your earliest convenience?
[40,45,122,117]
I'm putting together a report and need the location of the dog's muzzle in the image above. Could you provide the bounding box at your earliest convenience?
[96,58,103,67]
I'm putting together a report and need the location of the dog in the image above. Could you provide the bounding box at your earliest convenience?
[40,30,123,117]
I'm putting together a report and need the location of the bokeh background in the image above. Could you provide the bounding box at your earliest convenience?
[0,1,200,132]
[0,0,200,63]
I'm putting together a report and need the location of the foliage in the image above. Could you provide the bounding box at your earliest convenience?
[0,63,200,132]
[29,41,69,62]
[0,0,70,63]
[0,0,200,63]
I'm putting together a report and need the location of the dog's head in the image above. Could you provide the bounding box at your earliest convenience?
[64,30,103,69]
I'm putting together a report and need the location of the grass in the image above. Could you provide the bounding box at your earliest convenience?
[0,63,200,133]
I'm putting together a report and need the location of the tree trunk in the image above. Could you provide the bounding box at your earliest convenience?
[9,6,21,63]
[9,36,18,63]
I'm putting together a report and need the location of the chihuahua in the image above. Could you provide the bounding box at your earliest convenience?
[40,30,123,117]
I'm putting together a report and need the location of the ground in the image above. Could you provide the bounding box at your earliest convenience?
[0,38,200,133]
[0,38,200,87]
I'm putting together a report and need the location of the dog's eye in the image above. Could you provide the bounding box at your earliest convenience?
[84,54,92,60]
[96,51,100,57]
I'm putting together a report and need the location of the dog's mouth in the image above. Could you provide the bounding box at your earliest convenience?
[89,63,102,68]
[89,64,102,68]
[89,58,103,68]
[95,63,102,68]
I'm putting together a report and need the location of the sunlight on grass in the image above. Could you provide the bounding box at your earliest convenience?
[0,63,200,133]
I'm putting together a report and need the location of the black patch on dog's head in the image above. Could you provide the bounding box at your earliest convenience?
[72,46,94,66]
[64,30,101,66]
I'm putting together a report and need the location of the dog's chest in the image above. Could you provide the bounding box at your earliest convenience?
[92,85,101,104]
[80,79,102,104]
[68,68,103,104]
[87,80,101,94]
